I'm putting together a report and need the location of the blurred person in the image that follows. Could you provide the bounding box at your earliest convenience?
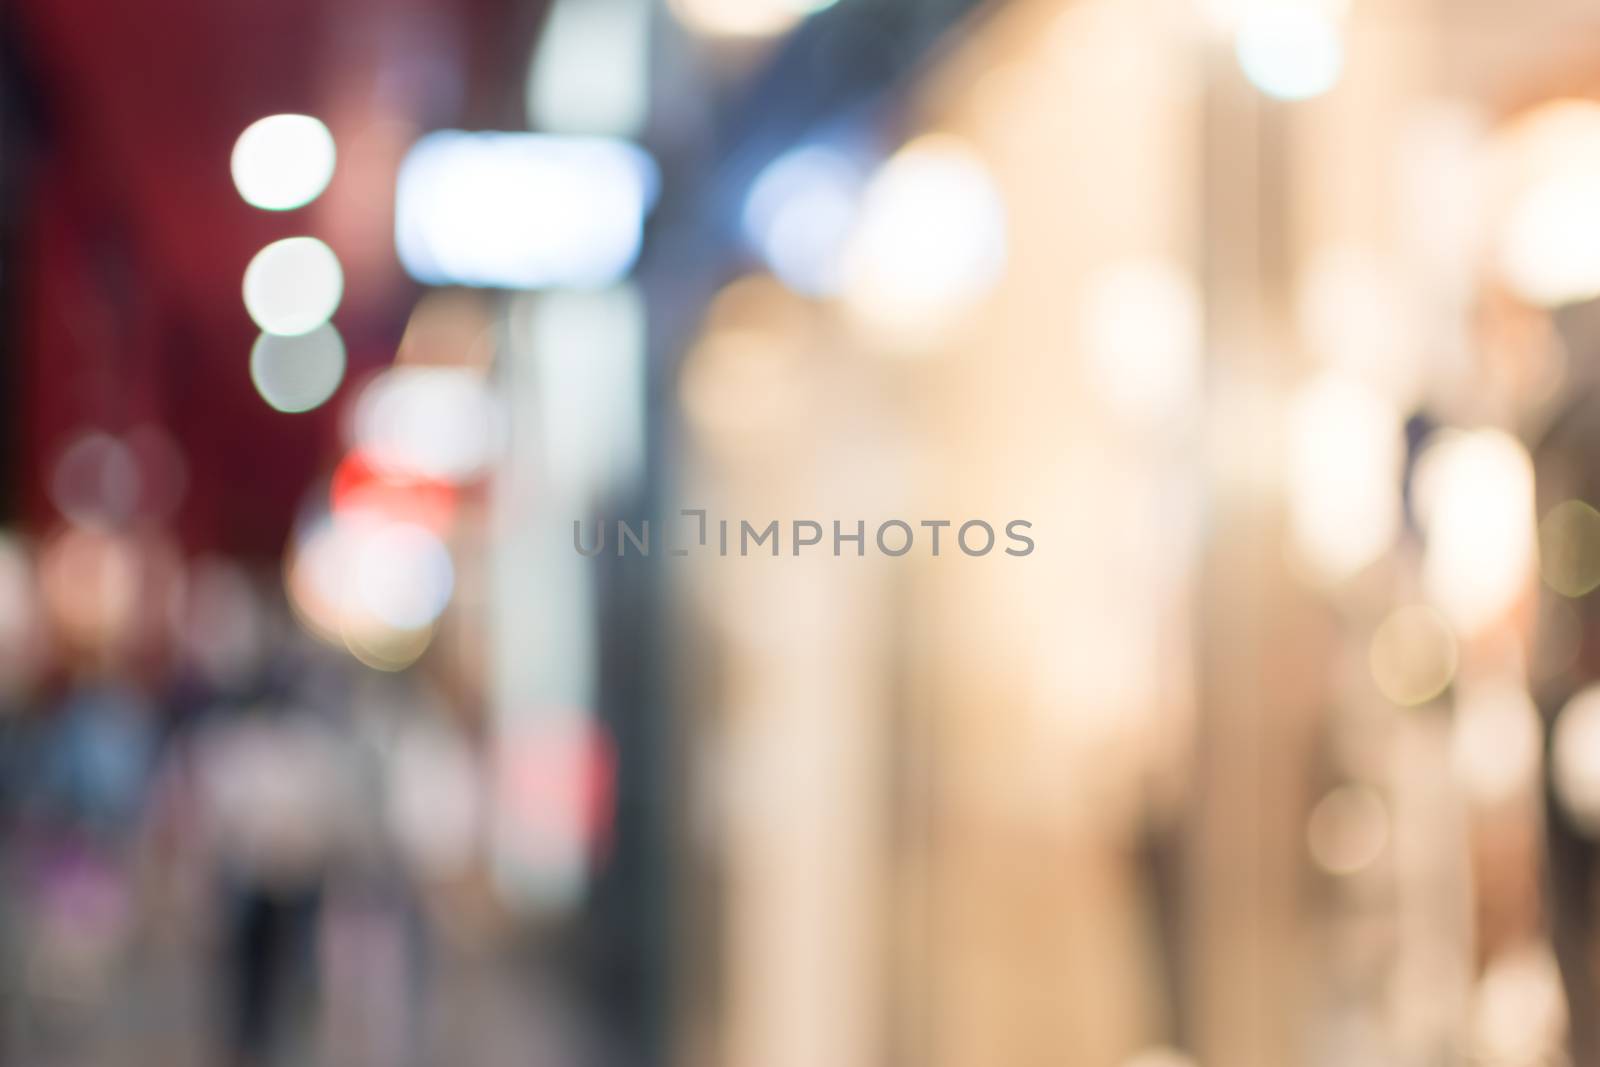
[165,656,363,1066]
[0,612,158,1063]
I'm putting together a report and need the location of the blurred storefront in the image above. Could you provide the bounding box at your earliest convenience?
[6,0,1600,1065]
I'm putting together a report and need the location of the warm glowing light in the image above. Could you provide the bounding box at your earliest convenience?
[667,0,837,38]
[1502,175,1600,308]
[1306,784,1388,875]
[680,330,801,453]
[743,145,865,296]
[1413,430,1536,634]
[1540,499,1600,597]
[249,324,346,413]
[1285,374,1403,584]
[1369,605,1457,706]
[38,526,138,649]
[350,367,501,484]
[231,114,336,211]
[1553,685,1600,832]
[284,518,341,645]
[243,237,344,336]
[1296,246,1422,407]
[527,0,650,136]
[395,131,658,289]
[1493,100,1600,307]
[342,615,437,673]
[285,510,455,670]
[1234,6,1343,101]
[842,134,1006,346]
[1471,947,1567,1066]
[1451,678,1541,806]
[678,277,813,456]
[1079,258,1203,427]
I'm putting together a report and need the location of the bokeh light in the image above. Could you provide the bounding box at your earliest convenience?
[1296,246,1423,408]
[1553,685,1600,833]
[1500,172,1600,307]
[1285,374,1403,584]
[1306,784,1388,875]
[842,134,1007,345]
[1079,258,1203,428]
[1470,946,1568,1066]
[230,114,336,211]
[284,509,455,670]
[38,525,139,652]
[1234,6,1343,102]
[678,275,814,458]
[1451,678,1541,806]
[1539,498,1600,597]
[351,520,455,631]
[49,431,140,530]
[249,324,346,413]
[350,367,501,484]
[743,145,865,296]
[1369,605,1457,707]
[395,131,658,290]
[1495,100,1600,307]
[242,236,344,336]
[1413,429,1536,634]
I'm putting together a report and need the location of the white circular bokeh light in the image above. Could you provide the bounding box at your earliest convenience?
[250,324,347,413]
[1234,7,1344,102]
[231,114,336,211]
[243,237,344,337]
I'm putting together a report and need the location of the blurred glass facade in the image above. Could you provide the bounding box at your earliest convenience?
[3,0,1600,1065]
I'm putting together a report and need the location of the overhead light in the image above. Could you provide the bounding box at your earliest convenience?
[395,131,658,290]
